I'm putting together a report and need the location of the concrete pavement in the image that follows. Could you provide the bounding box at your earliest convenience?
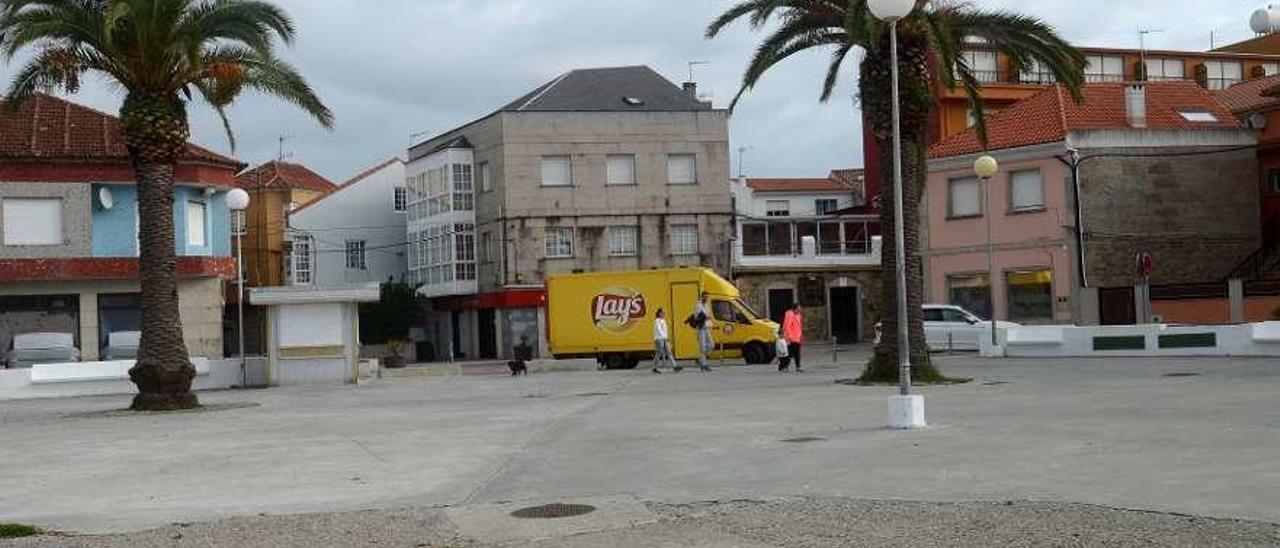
[0,354,1277,538]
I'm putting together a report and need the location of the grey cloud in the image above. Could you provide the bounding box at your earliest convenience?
[1,0,1269,181]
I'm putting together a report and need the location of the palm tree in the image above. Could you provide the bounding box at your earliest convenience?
[1,0,332,410]
[709,0,1083,382]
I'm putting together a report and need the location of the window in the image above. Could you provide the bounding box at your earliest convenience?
[666,154,697,184]
[1178,111,1219,123]
[948,176,982,218]
[1144,58,1185,81]
[766,200,791,217]
[453,164,474,211]
[742,224,766,256]
[479,162,492,193]
[1009,169,1045,212]
[545,227,574,258]
[1205,60,1243,90]
[1268,169,1280,194]
[608,226,638,256]
[711,300,749,324]
[606,154,636,185]
[1019,59,1056,84]
[1006,269,1053,321]
[670,224,699,256]
[454,223,476,281]
[482,231,495,263]
[541,155,572,186]
[1084,55,1125,83]
[767,223,791,255]
[923,308,945,322]
[1265,62,1280,77]
[293,236,313,285]
[959,50,999,83]
[394,187,407,212]
[231,210,246,236]
[815,199,839,215]
[941,308,974,323]
[947,274,992,320]
[345,239,367,270]
[186,201,207,247]
[2,198,63,245]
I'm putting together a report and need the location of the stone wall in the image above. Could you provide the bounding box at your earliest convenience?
[1079,146,1260,287]
[734,270,882,343]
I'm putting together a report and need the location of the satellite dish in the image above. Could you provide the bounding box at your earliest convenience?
[1249,112,1269,130]
[1251,6,1280,34]
[97,187,114,210]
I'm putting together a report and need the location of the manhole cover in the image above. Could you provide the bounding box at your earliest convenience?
[510,503,597,519]
[1162,372,1201,378]
[781,436,827,443]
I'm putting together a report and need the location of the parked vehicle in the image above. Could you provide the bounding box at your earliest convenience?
[4,332,80,368]
[547,267,779,369]
[923,304,1021,351]
[103,331,141,360]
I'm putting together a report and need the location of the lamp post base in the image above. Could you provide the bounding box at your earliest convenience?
[888,395,927,429]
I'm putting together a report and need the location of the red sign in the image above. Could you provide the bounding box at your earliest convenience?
[591,287,647,332]
[1137,252,1154,278]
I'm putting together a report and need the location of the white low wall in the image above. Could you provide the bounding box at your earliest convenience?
[0,357,268,401]
[985,322,1280,358]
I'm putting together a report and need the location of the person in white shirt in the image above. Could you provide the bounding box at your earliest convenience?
[651,308,679,374]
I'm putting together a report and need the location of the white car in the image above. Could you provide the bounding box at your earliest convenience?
[923,304,1020,351]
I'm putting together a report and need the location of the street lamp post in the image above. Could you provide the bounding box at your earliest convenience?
[868,0,923,429]
[227,188,251,387]
[974,155,1000,349]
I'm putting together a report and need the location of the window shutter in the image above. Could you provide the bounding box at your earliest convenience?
[1010,170,1044,210]
[2,198,63,245]
[949,177,981,217]
[541,156,571,186]
[667,154,696,184]
[607,155,636,185]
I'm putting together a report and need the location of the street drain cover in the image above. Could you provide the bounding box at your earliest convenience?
[510,503,597,519]
[1162,372,1201,378]
[781,436,827,443]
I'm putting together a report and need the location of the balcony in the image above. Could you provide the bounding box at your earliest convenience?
[734,218,882,271]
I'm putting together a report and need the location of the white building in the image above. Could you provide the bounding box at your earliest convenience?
[730,170,883,343]
[289,158,408,286]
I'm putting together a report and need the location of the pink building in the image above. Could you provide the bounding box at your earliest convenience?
[924,82,1258,325]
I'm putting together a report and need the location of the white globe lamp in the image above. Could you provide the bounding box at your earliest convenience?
[867,0,916,21]
[974,155,999,179]
[227,188,250,211]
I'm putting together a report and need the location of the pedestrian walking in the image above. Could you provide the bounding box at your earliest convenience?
[783,303,804,372]
[775,327,791,372]
[688,292,714,372]
[651,309,680,374]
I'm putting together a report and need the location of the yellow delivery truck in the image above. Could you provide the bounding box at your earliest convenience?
[547,267,779,369]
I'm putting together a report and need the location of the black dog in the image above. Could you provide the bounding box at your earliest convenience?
[507,360,528,376]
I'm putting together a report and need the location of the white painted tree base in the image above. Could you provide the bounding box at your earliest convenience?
[888,395,927,429]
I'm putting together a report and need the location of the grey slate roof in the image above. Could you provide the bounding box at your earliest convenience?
[498,66,711,112]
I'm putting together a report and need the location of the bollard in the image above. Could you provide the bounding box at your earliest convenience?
[832,337,838,364]
[947,332,954,355]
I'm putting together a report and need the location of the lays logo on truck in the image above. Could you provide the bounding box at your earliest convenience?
[591,286,647,332]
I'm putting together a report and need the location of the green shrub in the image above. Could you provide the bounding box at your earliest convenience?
[0,523,39,538]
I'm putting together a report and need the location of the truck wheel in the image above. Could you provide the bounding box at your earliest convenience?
[742,342,768,365]
[602,353,628,370]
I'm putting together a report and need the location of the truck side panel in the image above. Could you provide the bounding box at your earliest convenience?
[548,270,680,358]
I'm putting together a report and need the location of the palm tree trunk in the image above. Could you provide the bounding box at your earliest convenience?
[858,27,948,383]
[122,93,199,410]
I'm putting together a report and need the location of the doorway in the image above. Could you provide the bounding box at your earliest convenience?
[478,308,497,359]
[450,310,464,359]
[829,286,860,344]
[767,288,795,325]
[1099,287,1136,325]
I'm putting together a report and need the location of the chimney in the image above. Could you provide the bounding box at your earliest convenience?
[682,81,698,99]
[1126,84,1147,128]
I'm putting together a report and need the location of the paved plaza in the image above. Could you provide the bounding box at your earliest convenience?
[1,354,1278,545]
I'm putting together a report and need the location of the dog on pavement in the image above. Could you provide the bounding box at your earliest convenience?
[507,360,529,376]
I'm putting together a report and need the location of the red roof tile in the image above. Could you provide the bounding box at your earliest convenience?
[0,93,243,169]
[931,81,1244,158]
[1214,75,1280,113]
[748,168,863,193]
[235,160,338,193]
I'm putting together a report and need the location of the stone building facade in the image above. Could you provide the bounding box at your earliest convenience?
[404,66,735,361]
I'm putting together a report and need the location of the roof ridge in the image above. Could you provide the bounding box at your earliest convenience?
[515,70,575,111]
[1053,84,1070,137]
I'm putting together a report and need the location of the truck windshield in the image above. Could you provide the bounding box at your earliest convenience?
[734,299,761,320]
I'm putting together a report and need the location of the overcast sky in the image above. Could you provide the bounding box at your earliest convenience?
[0,0,1269,180]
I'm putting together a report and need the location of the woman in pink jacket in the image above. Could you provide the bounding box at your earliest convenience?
[782,303,804,373]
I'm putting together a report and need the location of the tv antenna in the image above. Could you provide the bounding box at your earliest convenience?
[1138,28,1165,77]
[277,134,295,161]
[688,60,710,83]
